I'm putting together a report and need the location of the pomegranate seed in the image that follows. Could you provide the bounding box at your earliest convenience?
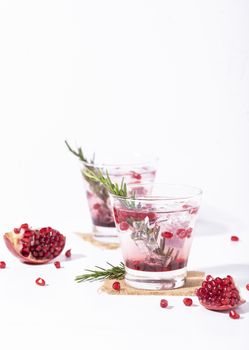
[229,310,240,319]
[14,228,20,234]
[54,261,61,269]
[183,298,193,306]
[160,299,168,308]
[119,222,129,231]
[20,223,29,229]
[186,227,193,238]
[161,231,173,239]
[206,274,213,282]
[112,281,121,291]
[190,207,198,215]
[231,235,239,242]
[35,277,45,286]
[93,203,101,210]
[147,212,157,221]
[65,249,71,258]
[132,172,142,180]
[176,228,187,239]
[246,284,249,291]
[0,261,6,269]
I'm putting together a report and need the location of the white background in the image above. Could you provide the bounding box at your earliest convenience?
[0,1,249,349]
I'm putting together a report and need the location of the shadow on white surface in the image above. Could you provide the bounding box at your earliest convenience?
[238,302,249,315]
[55,253,86,262]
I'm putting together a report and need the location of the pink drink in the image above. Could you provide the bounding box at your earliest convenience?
[82,163,157,242]
[112,184,202,289]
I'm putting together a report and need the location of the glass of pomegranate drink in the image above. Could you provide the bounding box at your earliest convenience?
[82,156,158,243]
[112,184,202,290]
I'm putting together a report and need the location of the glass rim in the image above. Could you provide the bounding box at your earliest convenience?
[81,155,159,169]
[111,182,203,202]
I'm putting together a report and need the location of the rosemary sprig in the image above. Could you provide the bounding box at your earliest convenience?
[75,262,125,283]
[65,140,95,164]
[65,141,108,202]
[84,168,136,208]
[84,168,127,197]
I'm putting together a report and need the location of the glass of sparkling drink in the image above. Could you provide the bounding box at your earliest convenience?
[112,183,202,289]
[82,155,158,242]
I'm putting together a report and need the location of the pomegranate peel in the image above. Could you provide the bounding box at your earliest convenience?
[198,298,245,311]
[4,224,66,264]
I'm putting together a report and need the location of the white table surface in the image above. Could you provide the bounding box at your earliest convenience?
[0,207,248,350]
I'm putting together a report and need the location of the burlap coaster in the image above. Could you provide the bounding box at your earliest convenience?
[100,271,205,295]
[75,232,120,250]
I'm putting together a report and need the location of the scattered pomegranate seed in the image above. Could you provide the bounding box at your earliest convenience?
[93,203,101,210]
[0,261,6,269]
[231,235,239,242]
[229,310,240,319]
[65,249,71,258]
[183,298,193,306]
[161,231,173,239]
[14,228,20,234]
[160,299,168,308]
[119,222,129,231]
[112,281,121,291]
[132,172,142,180]
[54,261,61,269]
[35,277,45,286]
[246,284,249,291]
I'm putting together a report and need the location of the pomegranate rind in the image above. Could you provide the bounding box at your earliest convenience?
[198,298,246,311]
[3,231,66,265]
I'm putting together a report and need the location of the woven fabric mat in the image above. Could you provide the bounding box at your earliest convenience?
[100,271,205,296]
[75,232,120,250]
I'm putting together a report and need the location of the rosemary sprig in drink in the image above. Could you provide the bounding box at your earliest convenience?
[84,168,127,197]
[84,168,136,209]
[75,262,125,283]
[65,141,109,202]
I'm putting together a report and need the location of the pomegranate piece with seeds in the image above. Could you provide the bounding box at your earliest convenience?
[196,274,245,311]
[4,224,66,264]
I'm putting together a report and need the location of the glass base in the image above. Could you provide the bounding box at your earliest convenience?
[93,225,120,244]
[125,266,187,290]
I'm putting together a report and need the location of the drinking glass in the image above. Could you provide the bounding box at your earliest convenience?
[81,155,158,242]
[112,183,202,289]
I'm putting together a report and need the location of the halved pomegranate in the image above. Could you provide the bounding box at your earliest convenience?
[4,223,66,264]
[196,274,245,311]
